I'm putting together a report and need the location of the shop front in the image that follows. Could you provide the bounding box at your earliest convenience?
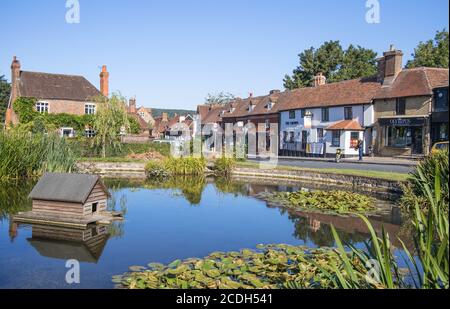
[377,117,429,156]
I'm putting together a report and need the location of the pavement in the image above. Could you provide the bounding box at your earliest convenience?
[248,156,416,174]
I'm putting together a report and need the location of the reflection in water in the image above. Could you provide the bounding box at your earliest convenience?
[0,176,409,288]
[0,180,34,221]
[27,224,110,264]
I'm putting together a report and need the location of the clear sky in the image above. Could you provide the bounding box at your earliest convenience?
[0,0,448,110]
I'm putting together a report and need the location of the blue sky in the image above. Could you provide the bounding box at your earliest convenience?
[0,0,448,110]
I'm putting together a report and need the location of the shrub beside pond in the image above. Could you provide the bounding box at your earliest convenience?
[213,157,235,176]
[264,190,376,214]
[113,244,345,289]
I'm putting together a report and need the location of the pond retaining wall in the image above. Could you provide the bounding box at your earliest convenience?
[232,167,403,196]
[76,162,403,196]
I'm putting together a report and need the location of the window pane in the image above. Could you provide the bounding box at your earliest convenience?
[344,107,352,120]
[435,88,449,112]
[322,108,329,122]
[396,98,406,115]
[332,131,340,147]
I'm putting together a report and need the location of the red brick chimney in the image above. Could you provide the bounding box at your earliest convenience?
[100,65,109,97]
[5,56,21,126]
[312,72,326,87]
[10,56,21,106]
[129,98,137,114]
[378,45,403,86]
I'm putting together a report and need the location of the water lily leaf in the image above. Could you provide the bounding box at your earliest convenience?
[147,263,164,271]
[168,259,182,269]
[167,265,188,275]
[129,265,146,272]
[205,269,221,278]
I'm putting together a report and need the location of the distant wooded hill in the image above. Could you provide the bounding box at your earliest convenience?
[151,108,196,118]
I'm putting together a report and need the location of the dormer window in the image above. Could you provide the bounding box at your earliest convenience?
[230,107,236,113]
[248,104,255,112]
[267,102,274,110]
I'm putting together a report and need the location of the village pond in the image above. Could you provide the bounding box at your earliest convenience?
[0,176,410,288]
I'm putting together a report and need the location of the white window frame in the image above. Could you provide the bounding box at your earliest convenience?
[36,101,49,114]
[85,129,96,138]
[60,127,75,138]
[85,103,96,115]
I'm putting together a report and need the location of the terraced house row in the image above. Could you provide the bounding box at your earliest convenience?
[196,47,449,158]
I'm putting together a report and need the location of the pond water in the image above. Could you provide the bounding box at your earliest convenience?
[0,177,409,289]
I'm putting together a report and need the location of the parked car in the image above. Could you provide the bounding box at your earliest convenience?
[432,141,449,153]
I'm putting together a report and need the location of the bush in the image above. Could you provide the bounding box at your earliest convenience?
[214,157,235,176]
[145,161,170,180]
[164,157,206,176]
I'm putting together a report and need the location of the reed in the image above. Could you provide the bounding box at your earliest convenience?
[163,157,206,176]
[0,131,76,180]
[321,158,449,289]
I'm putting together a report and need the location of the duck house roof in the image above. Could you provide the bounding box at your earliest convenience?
[29,173,108,204]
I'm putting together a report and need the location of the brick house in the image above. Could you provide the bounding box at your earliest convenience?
[5,56,106,137]
[127,98,152,135]
[221,90,282,154]
[372,49,449,157]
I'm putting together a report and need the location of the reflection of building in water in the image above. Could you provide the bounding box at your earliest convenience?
[308,218,321,233]
[26,224,110,264]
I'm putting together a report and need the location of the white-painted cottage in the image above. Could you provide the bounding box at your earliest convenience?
[278,74,381,157]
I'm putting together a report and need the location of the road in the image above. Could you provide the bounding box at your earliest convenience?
[248,158,414,174]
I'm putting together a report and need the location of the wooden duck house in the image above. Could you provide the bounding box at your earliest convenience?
[29,173,109,217]
[14,173,118,229]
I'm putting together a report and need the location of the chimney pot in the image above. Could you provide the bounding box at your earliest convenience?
[312,72,326,87]
[100,65,109,97]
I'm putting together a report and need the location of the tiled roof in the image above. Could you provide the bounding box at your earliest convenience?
[374,67,449,99]
[327,120,364,131]
[128,112,148,130]
[202,105,229,124]
[277,76,381,111]
[18,71,101,101]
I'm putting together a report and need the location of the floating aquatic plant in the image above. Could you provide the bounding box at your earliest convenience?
[262,190,376,214]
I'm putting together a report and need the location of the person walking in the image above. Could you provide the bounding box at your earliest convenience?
[356,138,364,161]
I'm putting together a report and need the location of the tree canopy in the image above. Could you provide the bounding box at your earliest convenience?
[0,75,11,124]
[283,41,378,90]
[92,94,130,158]
[406,29,449,69]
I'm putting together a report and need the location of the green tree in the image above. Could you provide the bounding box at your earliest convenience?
[406,29,449,69]
[92,94,130,158]
[205,91,236,105]
[0,75,11,124]
[284,41,378,90]
[333,45,378,81]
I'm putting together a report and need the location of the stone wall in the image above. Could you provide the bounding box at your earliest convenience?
[232,167,403,195]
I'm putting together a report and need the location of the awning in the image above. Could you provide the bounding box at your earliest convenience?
[326,120,364,131]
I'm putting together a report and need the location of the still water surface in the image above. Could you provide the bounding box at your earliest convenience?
[0,177,405,288]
